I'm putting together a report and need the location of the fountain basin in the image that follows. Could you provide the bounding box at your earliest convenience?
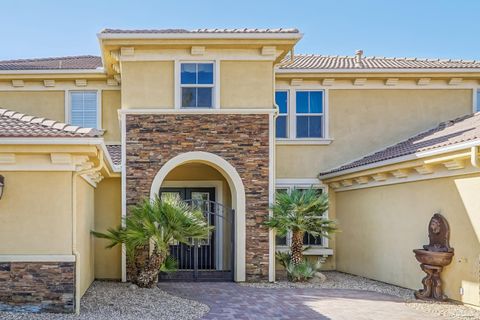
[413,249,454,267]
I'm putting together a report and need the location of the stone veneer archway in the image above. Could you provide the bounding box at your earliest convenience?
[149,151,246,281]
[124,113,271,281]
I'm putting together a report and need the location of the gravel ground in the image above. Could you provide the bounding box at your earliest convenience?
[0,281,209,320]
[242,271,480,319]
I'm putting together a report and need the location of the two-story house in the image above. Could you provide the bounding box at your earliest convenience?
[0,28,478,313]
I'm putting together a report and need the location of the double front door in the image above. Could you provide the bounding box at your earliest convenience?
[159,187,218,276]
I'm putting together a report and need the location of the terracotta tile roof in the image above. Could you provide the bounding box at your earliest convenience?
[279,54,480,70]
[100,28,299,34]
[319,113,480,177]
[106,144,121,166]
[0,55,102,71]
[0,109,102,138]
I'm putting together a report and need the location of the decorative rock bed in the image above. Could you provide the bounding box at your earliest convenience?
[243,271,480,319]
[0,281,209,320]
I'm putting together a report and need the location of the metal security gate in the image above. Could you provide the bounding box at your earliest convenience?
[158,188,235,281]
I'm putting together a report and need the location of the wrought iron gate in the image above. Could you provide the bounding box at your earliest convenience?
[159,199,235,281]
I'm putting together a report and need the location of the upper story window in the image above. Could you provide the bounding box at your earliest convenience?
[69,91,98,128]
[181,63,214,108]
[476,90,480,113]
[296,91,324,138]
[275,89,326,140]
[275,91,288,138]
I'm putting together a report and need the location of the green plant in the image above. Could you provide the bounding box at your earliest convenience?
[275,251,292,269]
[92,194,212,288]
[160,255,178,273]
[285,259,321,282]
[265,188,337,265]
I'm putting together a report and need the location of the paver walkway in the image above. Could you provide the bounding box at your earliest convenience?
[158,282,439,320]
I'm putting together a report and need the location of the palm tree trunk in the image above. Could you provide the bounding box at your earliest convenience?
[135,248,165,288]
[291,230,304,265]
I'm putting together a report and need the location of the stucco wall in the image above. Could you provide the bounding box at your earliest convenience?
[164,163,232,207]
[94,178,122,280]
[335,175,480,306]
[0,171,72,254]
[0,91,65,122]
[276,89,473,178]
[220,61,273,108]
[75,177,95,296]
[102,90,121,142]
[121,61,174,109]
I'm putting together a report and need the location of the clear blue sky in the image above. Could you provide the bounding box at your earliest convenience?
[1,0,479,61]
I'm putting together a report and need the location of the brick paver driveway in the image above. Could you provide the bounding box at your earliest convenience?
[158,282,438,320]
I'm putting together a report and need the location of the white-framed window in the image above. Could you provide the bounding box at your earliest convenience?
[68,91,100,128]
[476,89,480,113]
[275,89,327,140]
[180,62,215,108]
[275,91,288,138]
[295,90,324,138]
[274,183,328,248]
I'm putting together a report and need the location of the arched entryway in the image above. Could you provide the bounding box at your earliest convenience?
[149,151,246,282]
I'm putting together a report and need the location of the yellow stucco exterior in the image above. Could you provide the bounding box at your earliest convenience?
[0,171,72,254]
[0,91,65,122]
[121,61,175,109]
[276,88,473,178]
[334,174,480,306]
[94,178,122,280]
[101,90,121,142]
[75,177,96,297]
[220,61,273,108]
[1,29,480,310]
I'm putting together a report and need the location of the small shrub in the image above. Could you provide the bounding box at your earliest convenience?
[286,259,322,282]
[275,251,292,269]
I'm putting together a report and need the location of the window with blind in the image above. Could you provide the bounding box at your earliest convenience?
[69,91,98,128]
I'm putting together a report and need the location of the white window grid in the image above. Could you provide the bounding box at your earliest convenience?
[275,88,328,140]
[276,90,289,138]
[180,62,215,108]
[294,90,325,139]
[274,184,329,248]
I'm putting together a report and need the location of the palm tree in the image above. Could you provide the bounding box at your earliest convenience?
[265,188,337,265]
[92,194,212,288]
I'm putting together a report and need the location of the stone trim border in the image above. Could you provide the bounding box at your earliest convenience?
[0,261,75,313]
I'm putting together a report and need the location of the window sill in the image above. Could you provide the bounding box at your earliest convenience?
[276,246,334,256]
[275,139,333,146]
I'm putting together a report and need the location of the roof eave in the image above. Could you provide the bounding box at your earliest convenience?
[318,139,480,180]
[0,137,121,173]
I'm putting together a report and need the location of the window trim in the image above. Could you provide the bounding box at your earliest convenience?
[275,90,289,138]
[175,60,219,109]
[294,90,325,139]
[274,179,331,251]
[275,87,330,143]
[65,89,102,129]
[474,88,480,113]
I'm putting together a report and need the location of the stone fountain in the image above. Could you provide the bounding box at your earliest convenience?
[413,213,454,301]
